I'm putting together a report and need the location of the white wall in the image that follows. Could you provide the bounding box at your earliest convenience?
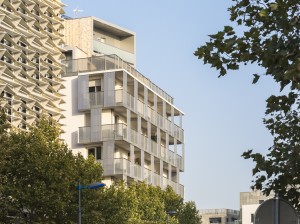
[242,204,259,224]
[60,76,87,157]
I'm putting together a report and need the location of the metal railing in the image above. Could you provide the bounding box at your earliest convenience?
[88,89,184,142]
[78,124,183,170]
[111,158,184,197]
[63,54,174,104]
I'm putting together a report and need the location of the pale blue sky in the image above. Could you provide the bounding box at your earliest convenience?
[63,0,279,209]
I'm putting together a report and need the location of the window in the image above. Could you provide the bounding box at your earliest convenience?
[89,80,101,92]
[88,147,101,160]
[209,217,221,223]
[89,86,101,93]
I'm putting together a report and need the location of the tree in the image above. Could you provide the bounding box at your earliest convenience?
[178,201,201,224]
[194,0,300,210]
[0,119,103,223]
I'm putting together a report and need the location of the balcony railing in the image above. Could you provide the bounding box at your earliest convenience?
[63,54,174,104]
[93,39,135,65]
[110,158,184,197]
[78,124,183,171]
[87,90,184,142]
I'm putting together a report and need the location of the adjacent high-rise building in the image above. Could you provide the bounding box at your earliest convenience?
[0,0,65,128]
[61,17,185,196]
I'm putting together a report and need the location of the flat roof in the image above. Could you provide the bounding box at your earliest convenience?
[92,16,135,38]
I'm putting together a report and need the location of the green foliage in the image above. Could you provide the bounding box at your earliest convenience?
[178,201,202,224]
[195,0,300,211]
[0,110,201,222]
[195,0,300,90]
[0,119,103,223]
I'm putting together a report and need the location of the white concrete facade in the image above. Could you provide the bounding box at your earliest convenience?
[62,17,185,197]
[241,204,259,224]
[0,0,65,129]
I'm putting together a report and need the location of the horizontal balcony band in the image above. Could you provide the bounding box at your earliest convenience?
[79,124,184,171]
[87,90,184,143]
[63,54,174,104]
[100,158,184,197]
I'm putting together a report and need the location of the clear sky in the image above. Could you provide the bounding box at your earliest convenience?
[62,0,280,210]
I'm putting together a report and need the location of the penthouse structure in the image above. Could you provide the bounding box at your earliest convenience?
[61,17,185,196]
[0,0,65,128]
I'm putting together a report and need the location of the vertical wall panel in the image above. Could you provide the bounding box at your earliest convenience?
[78,75,89,110]
[104,72,115,107]
[102,141,115,176]
[91,107,102,142]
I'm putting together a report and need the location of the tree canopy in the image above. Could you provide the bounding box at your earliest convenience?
[0,118,104,223]
[0,109,201,223]
[195,0,300,211]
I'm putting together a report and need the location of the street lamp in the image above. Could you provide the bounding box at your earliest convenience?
[166,210,177,223]
[77,180,106,224]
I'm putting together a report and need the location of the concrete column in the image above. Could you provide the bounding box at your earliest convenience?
[166,133,169,163]
[151,155,154,184]
[160,159,163,187]
[137,115,141,146]
[127,109,131,140]
[157,127,161,158]
[179,112,183,128]
[154,94,157,125]
[122,71,127,104]
[176,168,180,192]
[141,150,145,180]
[147,121,151,152]
[168,163,172,180]
[134,79,138,112]
[171,107,174,135]
[162,101,166,130]
[174,139,177,167]
[182,143,185,171]
[130,144,135,177]
[144,87,148,119]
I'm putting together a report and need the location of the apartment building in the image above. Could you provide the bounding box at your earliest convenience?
[0,0,65,128]
[0,1,185,197]
[199,209,240,224]
[61,17,185,196]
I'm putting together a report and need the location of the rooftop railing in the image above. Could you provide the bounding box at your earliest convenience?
[63,54,174,104]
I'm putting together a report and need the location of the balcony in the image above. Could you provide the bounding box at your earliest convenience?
[63,54,174,104]
[109,158,183,197]
[78,124,184,171]
[87,90,184,142]
[93,39,135,65]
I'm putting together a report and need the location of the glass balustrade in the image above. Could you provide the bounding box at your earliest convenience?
[86,89,184,142]
[79,123,183,170]
[111,158,183,196]
[63,54,174,104]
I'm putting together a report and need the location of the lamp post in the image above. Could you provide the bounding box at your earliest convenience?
[166,210,177,223]
[77,180,106,224]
